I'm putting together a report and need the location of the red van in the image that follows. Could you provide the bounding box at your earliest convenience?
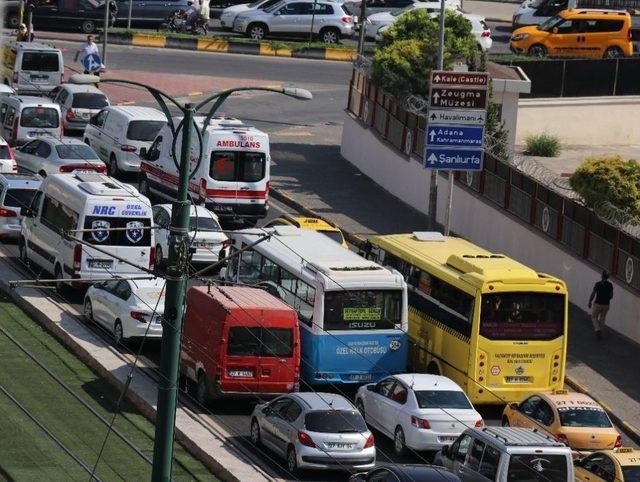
[181,285,300,405]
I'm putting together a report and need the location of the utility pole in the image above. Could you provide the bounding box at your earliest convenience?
[102,0,110,66]
[151,106,194,482]
[357,0,367,55]
[18,0,25,25]
[127,0,133,29]
[26,1,33,41]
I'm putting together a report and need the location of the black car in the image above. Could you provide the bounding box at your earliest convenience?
[349,465,461,482]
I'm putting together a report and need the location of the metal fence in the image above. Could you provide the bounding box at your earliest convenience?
[346,68,640,293]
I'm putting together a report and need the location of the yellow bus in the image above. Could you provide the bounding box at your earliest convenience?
[366,232,568,405]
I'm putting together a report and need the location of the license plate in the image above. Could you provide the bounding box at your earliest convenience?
[505,376,531,383]
[74,169,95,174]
[228,370,253,377]
[212,205,233,212]
[350,374,372,381]
[438,436,458,443]
[327,442,354,449]
[29,131,45,137]
[88,259,113,269]
[152,315,162,325]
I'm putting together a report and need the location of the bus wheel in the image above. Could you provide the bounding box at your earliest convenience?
[502,416,510,427]
[427,362,440,376]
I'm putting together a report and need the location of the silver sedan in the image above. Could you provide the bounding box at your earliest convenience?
[14,137,106,177]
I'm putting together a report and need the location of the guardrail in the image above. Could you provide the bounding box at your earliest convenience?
[347,67,640,293]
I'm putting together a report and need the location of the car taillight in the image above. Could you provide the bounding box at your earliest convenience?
[12,72,18,83]
[481,30,491,38]
[121,145,137,152]
[66,110,76,121]
[411,416,431,429]
[364,433,374,448]
[96,164,107,173]
[298,431,315,448]
[475,419,484,428]
[341,16,353,23]
[150,245,156,270]
[555,433,569,446]
[130,311,149,323]
[59,165,76,173]
[73,244,82,272]
[12,117,19,141]
[615,435,622,448]
[0,208,17,217]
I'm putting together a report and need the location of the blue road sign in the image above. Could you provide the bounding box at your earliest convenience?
[82,53,102,73]
[424,147,484,171]
[426,124,484,148]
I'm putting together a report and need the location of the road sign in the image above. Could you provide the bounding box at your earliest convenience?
[426,124,484,148]
[82,53,102,73]
[431,71,489,88]
[429,87,487,110]
[428,109,486,126]
[423,147,484,171]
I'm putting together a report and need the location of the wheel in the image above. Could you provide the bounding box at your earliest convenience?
[19,238,29,266]
[250,418,262,446]
[196,371,211,406]
[81,20,97,34]
[113,319,124,344]
[356,399,365,419]
[426,362,440,375]
[502,416,510,427]
[320,27,340,44]
[138,175,150,197]
[108,154,120,177]
[155,245,164,269]
[394,426,406,457]
[286,445,298,474]
[247,23,267,40]
[604,47,624,59]
[528,44,547,57]
[84,298,94,321]
[54,264,66,296]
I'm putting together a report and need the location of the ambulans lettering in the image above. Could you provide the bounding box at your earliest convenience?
[216,140,261,149]
[92,205,117,216]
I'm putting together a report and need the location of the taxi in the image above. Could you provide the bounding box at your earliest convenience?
[502,390,622,451]
[575,447,640,481]
[264,215,349,248]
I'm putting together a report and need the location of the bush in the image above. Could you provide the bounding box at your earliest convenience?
[570,156,640,217]
[524,134,561,157]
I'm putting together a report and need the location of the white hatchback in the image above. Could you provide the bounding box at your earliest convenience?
[84,277,165,343]
[355,374,484,455]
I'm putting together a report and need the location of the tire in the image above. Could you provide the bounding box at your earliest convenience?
[196,371,212,406]
[286,445,298,474]
[155,244,164,269]
[394,426,406,457]
[356,399,365,419]
[138,174,151,198]
[427,362,440,376]
[604,47,624,59]
[19,237,29,266]
[250,418,262,446]
[108,154,120,178]
[54,264,66,296]
[84,298,94,321]
[320,27,340,44]
[113,319,124,344]
[81,20,97,34]
[528,44,547,58]
[502,416,510,427]
[247,23,267,40]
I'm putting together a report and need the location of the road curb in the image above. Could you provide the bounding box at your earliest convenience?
[565,375,640,447]
[108,32,357,62]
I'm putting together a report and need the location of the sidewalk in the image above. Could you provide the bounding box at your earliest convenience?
[268,118,640,444]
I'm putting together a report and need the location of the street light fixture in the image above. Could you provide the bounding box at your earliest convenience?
[70,74,312,482]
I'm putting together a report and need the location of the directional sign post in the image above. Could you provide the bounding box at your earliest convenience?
[424,70,490,235]
[82,53,102,74]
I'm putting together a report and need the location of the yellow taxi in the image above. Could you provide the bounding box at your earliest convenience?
[575,447,640,481]
[502,390,622,451]
[510,9,633,58]
[264,215,349,248]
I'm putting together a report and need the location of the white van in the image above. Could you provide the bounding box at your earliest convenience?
[20,173,155,293]
[2,42,64,94]
[83,106,166,177]
[0,95,62,146]
[512,0,568,28]
[138,115,270,225]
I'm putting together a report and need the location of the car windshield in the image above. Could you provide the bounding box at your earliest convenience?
[21,52,59,72]
[126,120,165,142]
[265,0,285,12]
[558,407,612,428]
[319,229,344,245]
[55,144,98,160]
[189,215,221,232]
[71,93,109,109]
[20,107,59,128]
[538,15,562,31]
[4,188,36,209]
[622,466,640,482]
[0,145,11,159]
[305,410,367,433]
[415,390,472,409]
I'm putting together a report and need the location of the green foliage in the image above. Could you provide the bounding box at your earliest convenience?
[371,10,477,99]
[570,156,640,217]
[486,100,509,160]
[525,133,561,157]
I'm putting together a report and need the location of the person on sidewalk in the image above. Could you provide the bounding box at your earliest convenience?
[16,24,29,42]
[74,35,100,75]
[588,270,613,340]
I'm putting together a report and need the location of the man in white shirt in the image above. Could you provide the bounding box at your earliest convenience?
[74,35,100,75]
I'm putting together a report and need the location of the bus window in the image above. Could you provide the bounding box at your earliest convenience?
[324,290,402,330]
[480,292,564,340]
[239,250,263,282]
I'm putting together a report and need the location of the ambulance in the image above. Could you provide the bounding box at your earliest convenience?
[138,115,270,225]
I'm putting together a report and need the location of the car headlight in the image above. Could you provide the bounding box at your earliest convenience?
[511,33,528,42]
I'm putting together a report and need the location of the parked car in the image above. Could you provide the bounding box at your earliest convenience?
[114,0,190,29]
[575,447,640,482]
[250,392,376,473]
[233,0,355,43]
[15,137,106,177]
[2,42,64,94]
[355,374,483,455]
[364,1,460,40]
[83,105,166,177]
[433,427,574,481]
[502,389,622,451]
[0,95,62,146]
[263,214,348,248]
[0,137,17,173]
[84,277,165,343]
[220,0,283,29]
[51,84,110,134]
[152,203,230,269]
[0,173,40,239]
[349,465,461,481]
[4,0,116,33]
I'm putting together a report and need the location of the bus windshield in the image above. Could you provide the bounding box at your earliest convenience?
[480,292,564,341]
[324,290,402,330]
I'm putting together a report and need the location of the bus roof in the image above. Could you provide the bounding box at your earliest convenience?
[369,232,565,290]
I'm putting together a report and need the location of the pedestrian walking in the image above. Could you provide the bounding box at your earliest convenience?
[588,270,613,339]
[16,24,29,42]
[74,35,100,75]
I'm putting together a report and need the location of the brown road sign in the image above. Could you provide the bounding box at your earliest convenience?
[429,87,487,109]
[430,71,489,88]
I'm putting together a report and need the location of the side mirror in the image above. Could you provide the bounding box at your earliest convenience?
[441,445,450,458]
[509,402,519,410]
[552,26,558,34]
[366,384,375,391]
[20,206,34,217]
[139,147,147,159]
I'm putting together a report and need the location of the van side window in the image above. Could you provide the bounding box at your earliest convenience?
[592,20,623,32]
[4,107,16,128]
[146,136,162,161]
[466,439,486,472]
[92,110,108,128]
[555,19,575,34]
[0,103,7,124]
[479,444,501,479]
[282,401,302,422]
[29,190,43,213]
[40,195,78,234]
[453,434,472,462]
